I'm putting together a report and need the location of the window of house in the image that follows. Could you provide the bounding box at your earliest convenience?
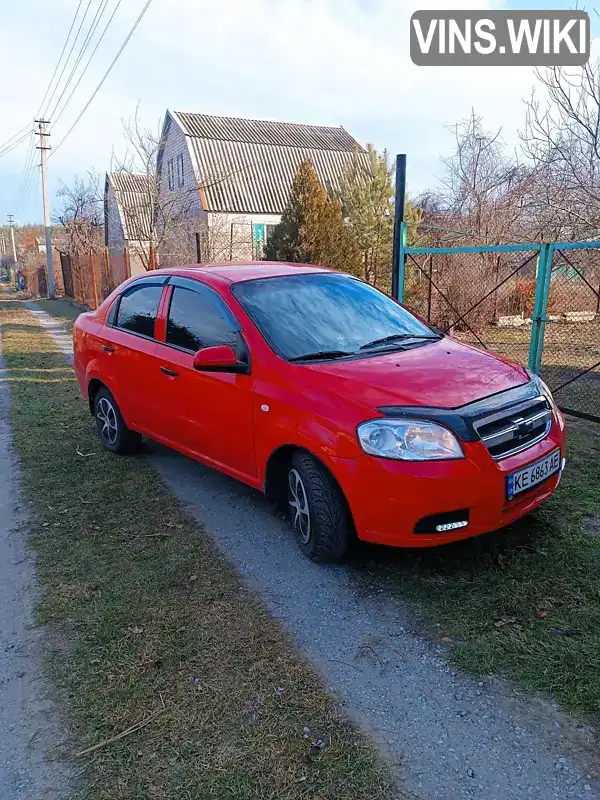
[116,284,163,338]
[166,286,238,352]
[266,224,277,240]
[177,153,185,188]
[167,158,175,190]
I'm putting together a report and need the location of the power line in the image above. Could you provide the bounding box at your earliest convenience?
[47,0,111,123]
[42,0,96,119]
[3,0,84,212]
[37,0,86,117]
[52,0,155,156]
[0,121,34,154]
[15,134,39,216]
[0,127,34,160]
[52,0,124,127]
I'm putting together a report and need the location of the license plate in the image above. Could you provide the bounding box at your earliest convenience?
[507,449,561,500]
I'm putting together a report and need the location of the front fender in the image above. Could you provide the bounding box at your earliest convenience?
[254,392,363,486]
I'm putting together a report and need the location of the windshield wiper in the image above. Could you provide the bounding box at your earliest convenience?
[289,350,352,362]
[359,333,441,351]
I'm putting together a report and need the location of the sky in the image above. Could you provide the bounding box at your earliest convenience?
[0,0,598,225]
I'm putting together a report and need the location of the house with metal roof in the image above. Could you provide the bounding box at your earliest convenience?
[104,172,156,274]
[156,110,369,262]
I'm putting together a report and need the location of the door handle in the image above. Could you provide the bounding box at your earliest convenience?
[101,344,114,353]
[160,366,179,377]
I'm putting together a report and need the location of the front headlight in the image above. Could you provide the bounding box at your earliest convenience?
[357,419,464,461]
[526,369,555,406]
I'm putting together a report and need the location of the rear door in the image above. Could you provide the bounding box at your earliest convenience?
[100,279,167,431]
[152,277,256,480]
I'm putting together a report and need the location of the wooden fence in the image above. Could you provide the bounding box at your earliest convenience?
[59,246,157,310]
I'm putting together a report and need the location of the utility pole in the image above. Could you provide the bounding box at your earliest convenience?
[0,232,5,282]
[7,215,17,262]
[35,119,55,298]
[7,214,18,288]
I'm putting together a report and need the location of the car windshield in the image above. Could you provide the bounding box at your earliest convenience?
[232,273,440,361]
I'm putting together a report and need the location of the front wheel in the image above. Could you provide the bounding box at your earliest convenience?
[94,387,141,454]
[287,452,350,562]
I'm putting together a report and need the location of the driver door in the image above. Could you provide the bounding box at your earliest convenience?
[152,277,256,481]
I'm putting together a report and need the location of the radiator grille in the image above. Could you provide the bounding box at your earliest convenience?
[473,397,551,459]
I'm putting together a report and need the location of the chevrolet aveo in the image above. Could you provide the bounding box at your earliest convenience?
[73,263,566,562]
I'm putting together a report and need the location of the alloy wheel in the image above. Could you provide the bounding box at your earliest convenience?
[96,397,118,445]
[288,468,311,544]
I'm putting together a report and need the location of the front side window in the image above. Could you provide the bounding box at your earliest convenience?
[233,273,439,361]
[166,287,238,352]
[167,158,175,190]
[116,284,163,338]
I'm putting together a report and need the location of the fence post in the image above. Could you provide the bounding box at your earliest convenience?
[90,250,99,309]
[426,254,433,321]
[149,245,157,271]
[528,243,550,374]
[536,243,554,374]
[103,247,110,296]
[397,221,407,303]
[124,247,131,279]
[391,154,407,300]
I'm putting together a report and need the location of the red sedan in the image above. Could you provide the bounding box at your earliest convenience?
[73,263,566,561]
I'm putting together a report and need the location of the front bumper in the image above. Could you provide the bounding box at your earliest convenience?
[330,413,566,548]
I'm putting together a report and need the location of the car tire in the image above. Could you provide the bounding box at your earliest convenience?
[94,387,141,454]
[287,451,350,562]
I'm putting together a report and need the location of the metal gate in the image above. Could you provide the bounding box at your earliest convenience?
[396,225,600,423]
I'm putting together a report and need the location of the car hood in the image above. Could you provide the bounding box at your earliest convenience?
[301,337,530,410]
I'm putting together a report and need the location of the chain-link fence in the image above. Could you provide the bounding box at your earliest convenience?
[399,231,600,423]
[540,244,600,421]
[404,244,541,368]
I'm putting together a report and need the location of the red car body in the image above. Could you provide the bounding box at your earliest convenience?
[73,263,566,550]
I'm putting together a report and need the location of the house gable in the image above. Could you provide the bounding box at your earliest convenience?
[165,110,370,216]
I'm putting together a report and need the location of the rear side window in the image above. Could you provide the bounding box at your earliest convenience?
[166,287,237,352]
[116,285,163,338]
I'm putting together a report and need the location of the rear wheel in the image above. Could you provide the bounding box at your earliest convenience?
[94,387,141,454]
[286,451,350,562]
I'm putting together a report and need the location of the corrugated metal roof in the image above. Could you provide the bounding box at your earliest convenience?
[174,112,363,151]
[169,111,370,215]
[107,172,155,241]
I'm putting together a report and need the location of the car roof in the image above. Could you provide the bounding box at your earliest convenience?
[150,262,335,284]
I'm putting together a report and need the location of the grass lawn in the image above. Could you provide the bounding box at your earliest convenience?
[0,298,395,800]
[37,296,83,323]
[352,417,600,720]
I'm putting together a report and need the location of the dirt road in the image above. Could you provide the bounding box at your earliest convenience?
[0,318,68,799]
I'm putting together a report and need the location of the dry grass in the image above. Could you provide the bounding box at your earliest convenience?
[0,297,396,800]
[350,417,600,721]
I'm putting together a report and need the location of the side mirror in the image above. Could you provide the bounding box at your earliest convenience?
[193,344,250,374]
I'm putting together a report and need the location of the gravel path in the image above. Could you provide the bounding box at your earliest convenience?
[29,302,600,800]
[0,315,69,799]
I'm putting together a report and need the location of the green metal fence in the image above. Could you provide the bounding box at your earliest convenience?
[396,224,600,422]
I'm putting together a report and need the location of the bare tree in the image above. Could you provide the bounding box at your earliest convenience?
[55,171,104,254]
[111,107,255,268]
[521,60,600,240]
[436,110,527,245]
[109,110,200,268]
